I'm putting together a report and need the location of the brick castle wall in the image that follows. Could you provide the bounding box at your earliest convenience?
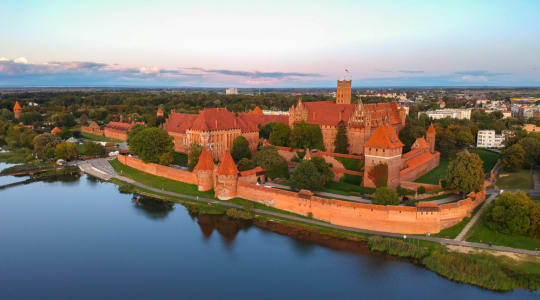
[116,155,484,235]
[104,128,129,141]
[117,155,197,184]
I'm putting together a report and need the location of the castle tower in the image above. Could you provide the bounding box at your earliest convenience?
[363,125,404,189]
[214,152,239,200]
[336,80,352,104]
[13,101,22,119]
[194,147,215,191]
[426,123,436,154]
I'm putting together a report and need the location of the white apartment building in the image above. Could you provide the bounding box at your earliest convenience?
[423,109,472,120]
[225,87,238,95]
[477,130,505,148]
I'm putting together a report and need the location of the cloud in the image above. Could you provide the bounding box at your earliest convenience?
[454,70,510,76]
[460,75,488,82]
[398,70,424,74]
[190,67,320,78]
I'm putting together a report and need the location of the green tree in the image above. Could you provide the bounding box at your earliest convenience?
[259,122,276,140]
[19,111,43,125]
[231,136,251,162]
[518,135,540,167]
[128,127,173,163]
[187,143,203,171]
[374,187,399,205]
[446,151,485,194]
[253,145,289,179]
[398,123,425,152]
[33,133,61,159]
[456,130,474,148]
[290,121,324,150]
[483,192,533,235]
[311,156,333,184]
[333,120,349,154]
[159,152,173,166]
[237,158,255,171]
[54,142,78,160]
[269,122,291,146]
[127,124,147,146]
[290,160,327,191]
[436,127,457,159]
[502,143,525,171]
[81,142,106,157]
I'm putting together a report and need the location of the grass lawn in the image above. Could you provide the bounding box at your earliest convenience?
[334,156,363,171]
[415,159,449,185]
[433,203,482,239]
[0,149,32,163]
[109,159,215,199]
[470,148,502,173]
[82,132,123,143]
[497,168,533,190]
[466,219,540,251]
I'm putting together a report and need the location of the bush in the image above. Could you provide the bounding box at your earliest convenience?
[253,145,289,179]
[290,160,327,191]
[483,192,539,238]
[417,186,426,194]
[374,187,399,205]
[159,152,173,165]
[82,142,106,157]
[237,158,255,171]
[54,142,78,161]
[187,143,202,171]
[422,251,517,291]
[368,236,429,259]
[397,186,416,196]
[231,136,251,162]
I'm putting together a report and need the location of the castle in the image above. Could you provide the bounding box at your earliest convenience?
[363,123,439,188]
[163,107,287,160]
[288,80,407,154]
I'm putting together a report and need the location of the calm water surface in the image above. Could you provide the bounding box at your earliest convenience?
[0,163,537,299]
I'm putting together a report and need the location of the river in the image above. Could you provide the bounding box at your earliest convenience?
[0,163,537,299]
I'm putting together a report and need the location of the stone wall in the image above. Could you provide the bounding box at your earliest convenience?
[116,154,485,235]
[117,155,197,184]
[399,152,440,182]
[399,181,441,192]
[236,181,485,234]
[104,128,128,141]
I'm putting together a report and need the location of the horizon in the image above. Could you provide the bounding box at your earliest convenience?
[1,0,540,88]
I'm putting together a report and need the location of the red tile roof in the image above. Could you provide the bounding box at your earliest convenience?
[298,101,402,127]
[165,108,287,134]
[51,127,61,134]
[365,125,404,149]
[427,123,436,135]
[194,147,215,171]
[217,152,239,175]
[248,106,264,115]
[400,151,437,175]
[13,101,22,111]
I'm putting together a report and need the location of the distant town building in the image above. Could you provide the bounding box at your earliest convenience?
[437,99,446,108]
[523,124,540,133]
[423,108,472,120]
[225,88,238,95]
[475,97,488,107]
[476,130,506,148]
[13,101,22,119]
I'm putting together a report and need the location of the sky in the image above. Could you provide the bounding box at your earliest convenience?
[1,0,539,87]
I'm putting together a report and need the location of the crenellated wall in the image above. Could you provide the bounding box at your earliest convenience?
[117,155,197,184]
[237,181,485,234]
[116,155,485,235]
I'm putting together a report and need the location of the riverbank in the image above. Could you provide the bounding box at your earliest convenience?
[106,172,540,292]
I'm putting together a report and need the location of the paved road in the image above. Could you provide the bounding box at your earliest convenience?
[81,158,540,257]
[455,193,497,241]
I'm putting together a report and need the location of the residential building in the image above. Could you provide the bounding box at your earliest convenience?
[225,88,238,95]
[423,108,472,120]
[476,130,505,148]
